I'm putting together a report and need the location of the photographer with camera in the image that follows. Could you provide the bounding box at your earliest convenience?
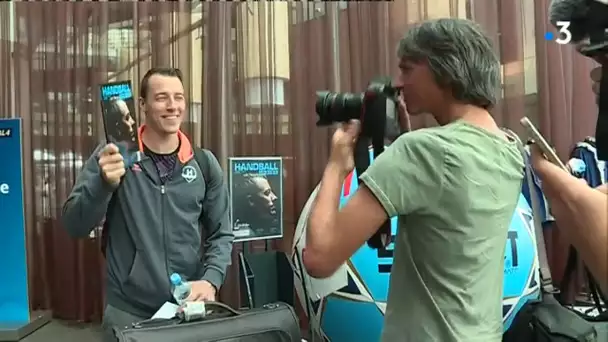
[303,18,523,341]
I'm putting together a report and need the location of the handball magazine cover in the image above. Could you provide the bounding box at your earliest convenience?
[99,81,140,166]
[229,157,283,242]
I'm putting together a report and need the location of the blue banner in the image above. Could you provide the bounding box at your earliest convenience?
[0,118,30,323]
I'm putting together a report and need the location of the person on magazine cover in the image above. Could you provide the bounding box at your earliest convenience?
[232,172,280,237]
[61,67,234,342]
[105,96,139,165]
[106,96,137,145]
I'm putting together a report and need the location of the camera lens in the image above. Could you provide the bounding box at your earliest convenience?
[315,91,364,126]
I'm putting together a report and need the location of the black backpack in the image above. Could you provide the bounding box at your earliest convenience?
[502,133,607,342]
[100,148,214,256]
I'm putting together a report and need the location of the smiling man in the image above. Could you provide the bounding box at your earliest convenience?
[304,19,524,342]
[62,67,233,342]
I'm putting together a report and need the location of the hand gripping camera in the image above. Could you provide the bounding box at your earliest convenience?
[315,77,401,250]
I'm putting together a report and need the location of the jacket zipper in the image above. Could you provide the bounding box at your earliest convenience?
[161,185,170,293]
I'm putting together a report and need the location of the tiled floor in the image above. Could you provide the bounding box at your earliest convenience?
[22,320,102,342]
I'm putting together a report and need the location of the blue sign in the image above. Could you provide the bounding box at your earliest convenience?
[0,118,30,323]
[502,195,540,331]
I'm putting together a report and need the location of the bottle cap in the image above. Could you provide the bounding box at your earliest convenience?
[170,273,182,285]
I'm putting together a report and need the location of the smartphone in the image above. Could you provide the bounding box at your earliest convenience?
[520,117,568,171]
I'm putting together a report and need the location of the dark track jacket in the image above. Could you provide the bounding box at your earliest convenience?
[61,126,234,318]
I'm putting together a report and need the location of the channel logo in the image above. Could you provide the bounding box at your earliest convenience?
[544,21,572,45]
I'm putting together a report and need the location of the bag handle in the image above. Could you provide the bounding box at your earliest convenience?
[504,129,558,295]
[204,301,241,317]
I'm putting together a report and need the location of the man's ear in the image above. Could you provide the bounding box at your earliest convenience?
[139,97,146,115]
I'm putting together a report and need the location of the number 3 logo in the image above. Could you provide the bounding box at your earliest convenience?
[555,21,572,45]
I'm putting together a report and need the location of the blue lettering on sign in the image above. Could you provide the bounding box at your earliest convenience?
[503,202,536,297]
[233,161,280,176]
[507,231,519,267]
[100,83,133,101]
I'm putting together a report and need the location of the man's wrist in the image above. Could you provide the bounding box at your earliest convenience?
[201,268,223,292]
[325,161,349,181]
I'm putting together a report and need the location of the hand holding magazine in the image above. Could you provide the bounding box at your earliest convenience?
[99,81,141,167]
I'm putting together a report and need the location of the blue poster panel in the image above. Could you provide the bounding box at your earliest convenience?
[0,118,29,323]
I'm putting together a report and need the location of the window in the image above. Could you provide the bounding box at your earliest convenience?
[292,1,349,23]
[33,150,84,219]
[278,113,290,135]
[246,113,262,135]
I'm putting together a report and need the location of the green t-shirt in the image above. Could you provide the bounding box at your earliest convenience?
[360,120,524,342]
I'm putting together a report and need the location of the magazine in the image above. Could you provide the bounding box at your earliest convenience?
[99,81,140,166]
[229,157,284,242]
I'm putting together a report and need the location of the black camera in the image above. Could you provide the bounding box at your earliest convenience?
[315,78,400,250]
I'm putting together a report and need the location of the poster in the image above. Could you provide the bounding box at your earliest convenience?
[99,81,140,166]
[0,118,30,323]
[229,157,283,242]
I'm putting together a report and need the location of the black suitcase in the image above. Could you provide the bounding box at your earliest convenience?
[114,301,302,342]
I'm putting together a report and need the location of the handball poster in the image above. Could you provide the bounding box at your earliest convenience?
[99,81,140,166]
[229,157,283,242]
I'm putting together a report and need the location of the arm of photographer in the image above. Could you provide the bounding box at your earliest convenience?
[304,127,443,278]
[530,145,608,294]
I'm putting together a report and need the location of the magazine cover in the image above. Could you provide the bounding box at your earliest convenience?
[229,157,283,242]
[99,81,140,166]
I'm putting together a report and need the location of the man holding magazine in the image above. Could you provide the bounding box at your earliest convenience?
[62,67,234,342]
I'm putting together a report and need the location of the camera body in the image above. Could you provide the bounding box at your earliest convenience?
[315,78,400,250]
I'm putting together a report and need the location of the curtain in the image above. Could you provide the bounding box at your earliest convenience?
[0,0,598,323]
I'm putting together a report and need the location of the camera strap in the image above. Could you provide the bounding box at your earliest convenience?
[506,129,557,295]
[354,136,391,250]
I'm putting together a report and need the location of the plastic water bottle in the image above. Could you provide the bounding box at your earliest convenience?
[170,273,191,305]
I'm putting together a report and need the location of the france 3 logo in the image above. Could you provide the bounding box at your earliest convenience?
[544,21,572,45]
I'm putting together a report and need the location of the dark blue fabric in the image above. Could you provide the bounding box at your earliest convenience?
[569,140,607,188]
[522,147,554,226]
